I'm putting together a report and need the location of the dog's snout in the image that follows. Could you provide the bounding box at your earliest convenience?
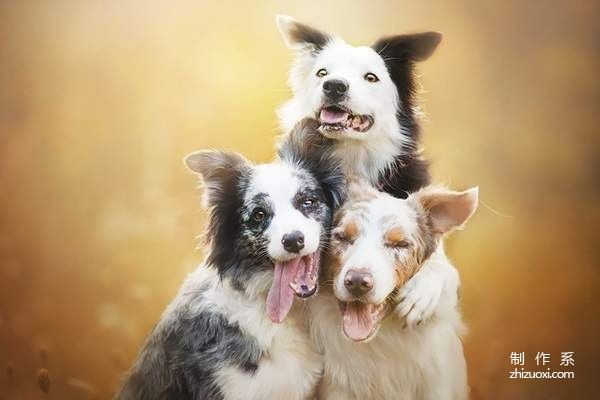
[281,231,305,253]
[344,269,373,297]
[323,79,348,101]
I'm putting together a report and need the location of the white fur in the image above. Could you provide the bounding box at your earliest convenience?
[309,290,467,400]
[247,162,321,261]
[396,244,461,328]
[177,267,322,400]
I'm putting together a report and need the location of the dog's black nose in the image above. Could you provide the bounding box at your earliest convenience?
[344,269,373,297]
[282,231,305,253]
[323,79,348,101]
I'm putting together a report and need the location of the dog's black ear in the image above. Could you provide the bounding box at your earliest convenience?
[372,32,442,63]
[278,119,346,210]
[276,15,331,53]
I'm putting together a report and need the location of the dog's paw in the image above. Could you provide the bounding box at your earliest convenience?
[395,271,443,328]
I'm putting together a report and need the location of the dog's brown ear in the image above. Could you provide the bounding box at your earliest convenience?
[415,186,478,234]
[184,150,251,207]
[372,32,442,63]
[276,15,331,52]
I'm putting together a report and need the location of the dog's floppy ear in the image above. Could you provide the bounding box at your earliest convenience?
[372,32,442,63]
[276,15,331,53]
[414,186,478,235]
[278,119,346,209]
[184,150,251,208]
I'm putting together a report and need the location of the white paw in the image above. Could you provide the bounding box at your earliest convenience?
[395,272,443,328]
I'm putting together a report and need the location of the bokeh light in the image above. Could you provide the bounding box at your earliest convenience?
[0,1,598,399]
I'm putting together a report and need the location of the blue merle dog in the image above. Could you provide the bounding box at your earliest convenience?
[116,121,344,400]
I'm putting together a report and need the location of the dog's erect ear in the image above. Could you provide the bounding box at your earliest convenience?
[276,15,331,52]
[184,150,251,207]
[372,32,442,63]
[415,186,478,234]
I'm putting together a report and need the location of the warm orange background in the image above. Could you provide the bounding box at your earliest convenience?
[0,1,598,399]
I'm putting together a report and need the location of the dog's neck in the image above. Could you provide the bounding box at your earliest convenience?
[278,99,410,185]
[329,124,406,184]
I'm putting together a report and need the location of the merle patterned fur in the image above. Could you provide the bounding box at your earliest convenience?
[116,136,345,400]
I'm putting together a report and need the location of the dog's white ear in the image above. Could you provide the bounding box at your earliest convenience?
[373,32,442,62]
[416,186,478,234]
[184,150,251,206]
[276,14,330,52]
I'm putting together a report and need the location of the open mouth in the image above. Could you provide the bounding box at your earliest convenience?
[318,105,374,133]
[266,252,320,323]
[339,301,387,342]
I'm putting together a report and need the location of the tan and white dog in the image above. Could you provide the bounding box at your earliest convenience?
[309,181,478,400]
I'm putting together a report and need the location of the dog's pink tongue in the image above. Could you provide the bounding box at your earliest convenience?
[320,108,348,124]
[342,302,377,341]
[266,258,302,323]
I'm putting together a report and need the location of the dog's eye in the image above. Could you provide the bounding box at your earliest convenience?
[303,199,314,208]
[364,72,379,82]
[386,240,410,249]
[332,230,353,244]
[316,68,328,78]
[250,208,266,223]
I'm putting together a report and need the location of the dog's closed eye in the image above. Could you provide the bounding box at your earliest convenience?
[383,228,409,249]
[332,229,353,244]
[385,239,410,249]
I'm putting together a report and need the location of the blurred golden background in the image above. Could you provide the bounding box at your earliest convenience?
[0,0,598,399]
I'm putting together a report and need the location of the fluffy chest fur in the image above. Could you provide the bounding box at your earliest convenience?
[202,269,323,400]
[117,267,322,400]
[308,289,467,400]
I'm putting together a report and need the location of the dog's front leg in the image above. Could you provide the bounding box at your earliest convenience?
[394,243,460,327]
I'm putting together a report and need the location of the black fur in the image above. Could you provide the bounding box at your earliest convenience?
[286,20,330,52]
[370,32,441,197]
[377,154,431,199]
[372,32,442,147]
[372,32,442,198]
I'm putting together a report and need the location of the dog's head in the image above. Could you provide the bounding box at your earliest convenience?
[276,15,441,143]
[327,181,477,342]
[185,134,344,323]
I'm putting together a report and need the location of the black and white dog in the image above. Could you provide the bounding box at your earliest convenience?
[276,16,458,328]
[277,15,439,196]
[116,129,344,400]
